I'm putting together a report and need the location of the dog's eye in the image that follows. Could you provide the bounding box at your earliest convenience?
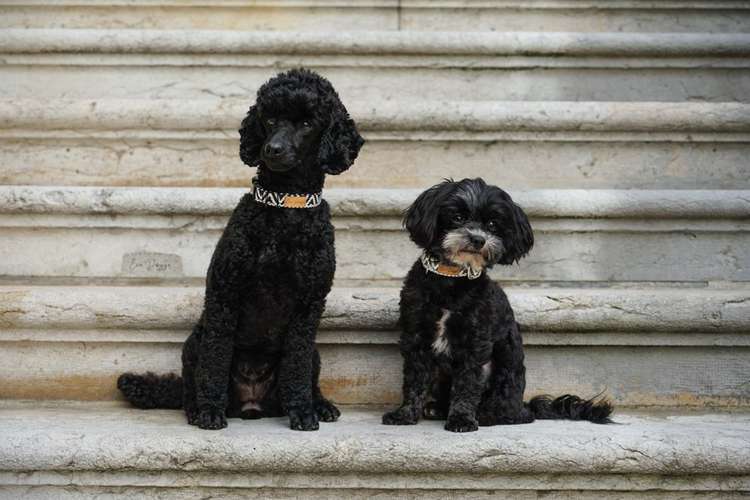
[487,220,498,232]
[453,214,465,224]
[301,120,312,128]
[266,118,276,128]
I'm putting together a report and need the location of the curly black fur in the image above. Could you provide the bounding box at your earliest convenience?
[529,394,613,423]
[383,178,612,432]
[118,68,364,430]
[117,372,182,409]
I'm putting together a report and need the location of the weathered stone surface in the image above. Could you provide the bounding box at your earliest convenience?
[4,99,748,134]
[0,284,748,404]
[2,285,748,335]
[1,30,749,103]
[1,186,748,282]
[2,333,749,406]
[0,187,746,404]
[2,0,749,33]
[2,488,746,500]
[3,29,748,57]
[0,404,748,489]
[399,1,750,34]
[6,221,746,282]
[3,137,749,189]
[0,0,750,33]
[3,181,750,217]
[2,99,748,188]
[5,66,749,104]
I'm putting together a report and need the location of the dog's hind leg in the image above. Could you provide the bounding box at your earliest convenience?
[312,348,341,422]
[477,325,534,426]
[476,365,533,426]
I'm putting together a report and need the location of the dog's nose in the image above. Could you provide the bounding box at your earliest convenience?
[263,142,284,158]
[468,233,486,248]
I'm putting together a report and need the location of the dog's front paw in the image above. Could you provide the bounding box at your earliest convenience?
[288,407,319,431]
[382,406,420,425]
[193,407,227,430]
[314,398,341,422]
[445,414,478,433]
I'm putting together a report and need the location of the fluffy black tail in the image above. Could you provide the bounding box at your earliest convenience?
[117,372,183,409]
[527,394,613,424]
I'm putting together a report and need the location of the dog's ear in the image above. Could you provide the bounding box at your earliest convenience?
[318,108,364,175]
[403,180,457,249]
[498,202,534,265]
[239,104,265,167]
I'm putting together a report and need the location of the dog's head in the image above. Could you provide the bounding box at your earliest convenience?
[404,178,533,269]
[239,68,364,175]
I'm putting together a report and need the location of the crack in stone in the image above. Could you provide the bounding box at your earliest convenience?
[616,444,652,461]
[723,297,750,306]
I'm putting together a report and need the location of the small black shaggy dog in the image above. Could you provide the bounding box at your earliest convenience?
[118,69,364,430]
[383,178,612,432]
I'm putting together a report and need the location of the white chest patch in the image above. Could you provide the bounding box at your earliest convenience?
[432,309,452,356]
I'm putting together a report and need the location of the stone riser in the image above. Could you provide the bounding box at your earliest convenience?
[1,285,748,405]
[1,1,749,33]
[2,337,748,407]
[2,30,747,103]
[2,215,748,283]
[4,64,748,103]
[2,99,749,189]
[2,187,747,283]
[5,138,748,190]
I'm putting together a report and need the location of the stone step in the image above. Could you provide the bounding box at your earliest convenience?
[2,99,749,189]
[0,402,748,498]
[2,0,750,33]
[1,284,748,406]
[2,30,748,103]
[1,186,748,284]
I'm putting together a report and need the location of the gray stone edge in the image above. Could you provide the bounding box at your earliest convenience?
[1,285,749,332]
[0,407,748,476]
[1,469,749,494]
[1,185,749,219]
[1,29,749,56]
[4,0,750,10]
[3,99,750,133]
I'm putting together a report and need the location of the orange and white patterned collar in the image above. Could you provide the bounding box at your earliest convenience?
[251,177,322,209]
[420,252,483,280]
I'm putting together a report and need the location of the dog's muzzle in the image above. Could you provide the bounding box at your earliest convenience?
[442,228,503,267]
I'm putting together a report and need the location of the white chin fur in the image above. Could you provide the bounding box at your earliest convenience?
[442,229,495,270]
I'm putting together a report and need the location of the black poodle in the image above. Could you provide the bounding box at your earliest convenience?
[118,68,364,430]
[383,178,612,432]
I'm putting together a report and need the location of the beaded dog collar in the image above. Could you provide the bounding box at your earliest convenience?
[251,177,322,209]
[420,252,482,280]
